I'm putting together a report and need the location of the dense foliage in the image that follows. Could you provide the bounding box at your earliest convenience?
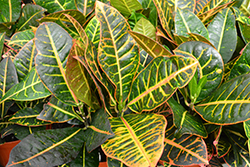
[0,0,250,166]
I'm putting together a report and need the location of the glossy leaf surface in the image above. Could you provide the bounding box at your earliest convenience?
[85,16,100,49]
[167,0,195,12]
[128,55,198,112]
[101,114,167,167]
[110,0,142,17]
[75,0,109,16]
[33,0,76,13]
[194,0,211,15]
[175,9,209,40]
[195,73,250,124]
[35,22,76,105]
[207,8,237,63]
[96,1,139,103]
[0,0,21,23]
[7,127,84,167]
[175,41,223,102]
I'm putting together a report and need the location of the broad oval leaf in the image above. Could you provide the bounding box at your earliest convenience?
[207,8,237,63]
[175,41,224,102]
[96,1,140,104]
[128,55,198,112]
[195,73,250,125]
[101,114,167,167]
[0,0,21,23]
[7,127,84,167]
[33,0,76,13]
[175,8,209,40]
[35,22,77,105]
[85,16,100,49]
[0,67,51,103]
[110,0,142,17]
[133,17,156,40]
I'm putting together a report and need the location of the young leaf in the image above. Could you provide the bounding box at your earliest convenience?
[101,114,167,167]
[133,17,156,40]
[7,127,84,167]
[110,0,143,17]
[0,67,51,103]
[128,55,198,112]
[195,73,250,125]
[96,1,140,105]
[0,0,21,23]
[33,0,76,13]
[207,8,237,63]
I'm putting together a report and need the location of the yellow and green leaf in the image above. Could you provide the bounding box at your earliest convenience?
[110,0,142,17]
[33,0,76,13]
[0,0,21,23]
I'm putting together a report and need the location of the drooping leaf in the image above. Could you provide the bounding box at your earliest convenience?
[161,116,209,166]
[129,31,171,58]
[96,1,139,105]
[101,114,167,167]
[83,108,114,152]
[13,40,37,81]
[167,0,195,12]
[7,127,84,167]
[35,22,77,106]
[175,8,209,40]
[37,96,78,123]
[133,17,156,40]
[0,56,18,118]
[195,73,250,124]
[207,8,237,63]
[138,0,158,27]
[0,67,51,103]
[128,55,198,112]
[110,0,142,17]
[16,4,46,31]
[85,16,100,49]
[33,0,76,13]
[0,0,21,23]
[167,97,208,138]
[175,41,223,102]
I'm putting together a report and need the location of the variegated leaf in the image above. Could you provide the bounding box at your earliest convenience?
[110,0,142,17]
[33,0,76,13]
[85,16,100,49]
[167,0,195,12]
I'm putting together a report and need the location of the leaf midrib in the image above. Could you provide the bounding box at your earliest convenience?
[217,8,229,53]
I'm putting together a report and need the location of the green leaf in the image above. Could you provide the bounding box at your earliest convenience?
[229,42,250,80]
[224,144,249,166]
[0,56,18,118]
[167,97,208,138]
[138,0,158,27]
[207,8,237,63]
[237,16,250,44]
[83,108,114,152]
[129,31,172,58]
[127,11,147,30]
[133,17,156,40]
[161,116,209,165]
[101,114,167,167]
[195,73,250,124]
[107,157,128,167]
[17,4,46,31]
[244,120,250,156]
[85,16,100,49]
[35,22,77,105]
[7,127,84,167]
[33,0,76,13]
[110,0,142,17]
[75,0,110,16]
[175,41,224,102]
[96,1,139,104]
[128,55,198,112]
[0,32,5,54]
[0,0,21,23]
[167,0,195,12]
[37,96,78,123]
[0,67,51,103]
[175,8,209,40]
[239,0,250,17]
[139,49,153,71]
[13,40,37,81]
[194,0,211,15]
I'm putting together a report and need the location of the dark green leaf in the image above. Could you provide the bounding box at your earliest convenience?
[0,0,21,23]
[0,32,5,54]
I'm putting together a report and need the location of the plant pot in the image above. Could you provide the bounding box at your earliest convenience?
[99,162,108,167]
[0,140,20,166]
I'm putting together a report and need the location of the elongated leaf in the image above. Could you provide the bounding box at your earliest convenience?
[101,114,167,167]
[7,127,84,167]
[17,4,46,31]
[128,55,198,112]
[35,22,76,105]
[195,73,250,124]
[85,16,100,49]
[244,120,250,156]
[0,0,21,23]
[237,16,250,44]
[96,2,139,104]
[239,0,250,17]
[194,0,211,15]
[207,8,237,63]
[0,32,5,54]
[229,42,250,80]
[110,0,142,17]
[175,41,223,102]
[14,40,37,81]
[0,67,51,103]
[138,0,158,27]
[167,0,195,12]
[37,96,77,123]
[0,56,18,118]
[129,31,171,58]
[33,0,76,13]
[161,117,209,165]
[133,17,156,40]
[153,0,174,39]
[75,0,109,16]
[167,97,207,138]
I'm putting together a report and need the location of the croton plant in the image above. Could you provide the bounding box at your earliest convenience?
[0,0,250,166]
